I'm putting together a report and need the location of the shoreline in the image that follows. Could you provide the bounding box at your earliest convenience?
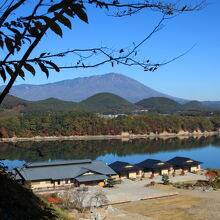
[0,130,219,142]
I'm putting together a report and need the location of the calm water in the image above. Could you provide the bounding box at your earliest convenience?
[1,136,220,169]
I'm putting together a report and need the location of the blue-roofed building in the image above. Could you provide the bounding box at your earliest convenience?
[13,159,116,190]
[167,157,202,174]
[136,159,173,177]
[109,161,143,179]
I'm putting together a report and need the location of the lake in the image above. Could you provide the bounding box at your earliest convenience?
[1,135,220,170]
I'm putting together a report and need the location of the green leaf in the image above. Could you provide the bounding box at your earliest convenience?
[48,2,64,12]
[44,60,60,72]
[39,52,47,58]
[38,62,49,78]
[54,12,71,29]
[28,27,40,37]
[5,37,14,54]
[14,35,22,47]
[5,65,15,77]
[14,64,25,79]
[0,67,6,82]
[24,63,36,75]
[71,4,88,23]
[64,8,74,18]
[8,27,21,35]
[42,17,63,37]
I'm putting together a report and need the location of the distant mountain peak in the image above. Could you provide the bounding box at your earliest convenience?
[0,73,186,103]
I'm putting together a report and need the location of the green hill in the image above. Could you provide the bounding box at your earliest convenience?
[79,92,140,113]
[23,98,78,112]
[136,97,214,114]
[136,97,182,113]
[0,93,140,114]
[182,101,212,111]
[0,95,78,114]
[1,94,29,109]
[0,94,216,115]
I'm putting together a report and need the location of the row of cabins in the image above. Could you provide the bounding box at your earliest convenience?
[13,157,202,190]
[109,157,202,179]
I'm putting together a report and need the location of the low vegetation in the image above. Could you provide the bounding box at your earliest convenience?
[42,187,108,213]
[172,169,220,190]
[162,174,170,185]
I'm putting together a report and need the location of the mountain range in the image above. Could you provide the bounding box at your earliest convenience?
[0,73,220,111]
[0,73,186,103]
[0,93,217,115]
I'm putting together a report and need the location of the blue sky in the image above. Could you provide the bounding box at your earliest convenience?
[1,0,220,101]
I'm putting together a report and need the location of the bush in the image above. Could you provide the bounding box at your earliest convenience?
[162,174,170,185]
[106,177,121,186]
[205,170,218,183]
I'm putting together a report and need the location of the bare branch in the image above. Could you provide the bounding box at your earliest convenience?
[0,0,26,27]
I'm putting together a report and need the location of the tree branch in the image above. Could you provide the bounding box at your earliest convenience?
[0,0,26,27]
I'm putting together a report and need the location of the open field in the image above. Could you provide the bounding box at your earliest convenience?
[80,188,220,220]
[103,185,220,220]
[116,195,204,220]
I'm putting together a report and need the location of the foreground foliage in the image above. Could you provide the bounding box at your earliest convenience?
[0,171,62,219]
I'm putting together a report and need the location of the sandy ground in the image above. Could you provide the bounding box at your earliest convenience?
[112,186,220,220]
[96,183,220,220]
[91,178,167,202]
[75,189,220,220]
[87,173,206,202]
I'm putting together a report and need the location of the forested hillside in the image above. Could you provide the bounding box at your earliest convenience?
[0,110,220,138]
[0,94,217,116]
[136,97,213,113]
[0,93,141,114]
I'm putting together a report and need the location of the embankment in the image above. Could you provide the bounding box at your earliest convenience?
[0,130,219,142]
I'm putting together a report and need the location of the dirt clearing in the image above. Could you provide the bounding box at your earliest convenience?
[105,187,220,220]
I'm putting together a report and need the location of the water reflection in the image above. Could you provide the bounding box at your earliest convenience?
[1,136,220,168]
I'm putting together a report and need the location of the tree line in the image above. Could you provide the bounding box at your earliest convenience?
[0,110,220,138]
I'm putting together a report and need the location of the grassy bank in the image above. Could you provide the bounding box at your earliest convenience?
[0,171,73,220]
